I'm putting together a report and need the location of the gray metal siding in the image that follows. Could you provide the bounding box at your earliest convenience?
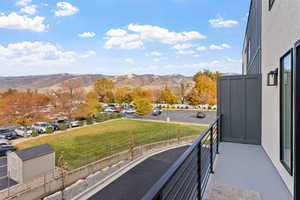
[243,0,262,75]
[218,75,262,145]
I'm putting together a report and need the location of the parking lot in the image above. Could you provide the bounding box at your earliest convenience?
[127,110,216,125]
[0,157,17,190]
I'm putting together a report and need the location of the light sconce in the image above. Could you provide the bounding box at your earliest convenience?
[267,68,278,86]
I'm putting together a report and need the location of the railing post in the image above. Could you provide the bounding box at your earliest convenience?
[210,126,214,174]
[216,117,220,154]
[197,141,202,200]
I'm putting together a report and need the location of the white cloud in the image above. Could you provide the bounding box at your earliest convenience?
[0,41,76,64]
[20,5,37,15]
[104,34,143,50]
[209,16,238,28]
[173,43,193,50]
[106,29,127,37]
[125,58,135,63]
[177,50,195,55]
[104,24,205,50]
[78,32,96,38]
[128,24,206,44]
[209,43,231,50]
[0,12,46,32]
[150,51,161,56]
[16,0,32,6]
[196,46,207,51]
[55,2,79,17]
[80,50,96,58]
[153,58,160,62]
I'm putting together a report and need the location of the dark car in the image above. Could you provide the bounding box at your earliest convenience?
[0,128,17,140]
[0,145,16,157]
[152,108,162,116]
[51,119,68,130]
[196,111,206,119]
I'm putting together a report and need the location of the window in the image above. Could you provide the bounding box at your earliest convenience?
[280,49,293,175]
[269,0,275,10]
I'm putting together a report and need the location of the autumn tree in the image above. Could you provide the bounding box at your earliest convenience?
[130,88,153,100]
[50,79,85,119]
[194,69,221,81]
[133,97,153,115]
[0,91,50,137]
[158,87,178,105]
[188,74,217,106]
[115,87,133,104]
[73,91,103,119]
[94,78,115,103]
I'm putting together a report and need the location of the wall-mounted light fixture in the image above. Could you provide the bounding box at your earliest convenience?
[267,68,278,86]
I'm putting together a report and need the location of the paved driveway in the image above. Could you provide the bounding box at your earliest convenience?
[0,157,17,190]
[88,146,189,200]
[127,110,216,125]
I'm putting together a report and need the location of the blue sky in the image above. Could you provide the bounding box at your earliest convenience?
[0,0,250,76]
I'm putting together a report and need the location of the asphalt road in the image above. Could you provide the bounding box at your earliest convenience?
[0,157,17,190]
[88,146,189,200]
[127,110,216,125]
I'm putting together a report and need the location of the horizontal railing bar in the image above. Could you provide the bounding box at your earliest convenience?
[142,116,220,200]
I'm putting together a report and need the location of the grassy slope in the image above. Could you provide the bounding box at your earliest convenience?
[16,119,206,169]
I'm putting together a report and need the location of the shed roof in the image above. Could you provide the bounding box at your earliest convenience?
[15,144,55,161]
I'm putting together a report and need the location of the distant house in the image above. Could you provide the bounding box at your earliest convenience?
[7,144,55,184]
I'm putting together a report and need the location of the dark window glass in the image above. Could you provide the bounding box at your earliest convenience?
[280,50,293,174]
[269,0,275,10]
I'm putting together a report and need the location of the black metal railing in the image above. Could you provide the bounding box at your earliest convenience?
[142,116,221,200]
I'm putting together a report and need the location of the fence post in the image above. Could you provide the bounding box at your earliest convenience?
[197,142,202,200]
[210,126,214,174]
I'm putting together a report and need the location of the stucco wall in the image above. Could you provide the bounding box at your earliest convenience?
[7,152,23,183]
[23,153,55,183]
[261,0,300,194]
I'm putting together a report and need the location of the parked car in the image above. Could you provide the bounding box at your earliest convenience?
[152,108,162,116]
[0,145,16,157]
[51,119,69,130]
[196,111,206,119]
[0,139,9,146]
[104,107,116,112]
[114,107,124,113]
[70,120,79,128]
[0,128,17,140]
[15,126,33,137]
[32,122,54,133]
[121,108,136,114]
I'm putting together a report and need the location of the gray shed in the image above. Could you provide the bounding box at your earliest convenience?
[7,144,55,183]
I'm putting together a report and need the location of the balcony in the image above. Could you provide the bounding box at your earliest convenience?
[142,116,293,200]
[205,142,292,200]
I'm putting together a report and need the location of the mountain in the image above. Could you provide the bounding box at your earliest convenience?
[0,73,194,92]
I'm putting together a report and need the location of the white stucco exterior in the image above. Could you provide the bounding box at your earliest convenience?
[7,151,55,183]
[261,0,300,194]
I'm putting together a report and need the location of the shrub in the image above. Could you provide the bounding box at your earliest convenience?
[185,106,189,109]
[86,117,94,125]
[59,124,69,131]
[78,121,84,127]
[32,130,39,137]
[46,127,54,134]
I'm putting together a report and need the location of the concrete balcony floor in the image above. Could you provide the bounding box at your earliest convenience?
[206,142,292,200]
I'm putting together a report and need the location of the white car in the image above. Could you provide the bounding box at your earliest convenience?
[15,126,33,137]
[104,107,115,112]
[0,139,9,146]
[32,122,53,133]
[70,120,79,128]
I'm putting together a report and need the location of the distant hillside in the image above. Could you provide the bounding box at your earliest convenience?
[0,73,194,93]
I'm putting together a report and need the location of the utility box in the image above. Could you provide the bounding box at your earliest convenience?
[7,144,55,183]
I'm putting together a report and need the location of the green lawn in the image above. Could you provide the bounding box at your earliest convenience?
[16,119,207,169]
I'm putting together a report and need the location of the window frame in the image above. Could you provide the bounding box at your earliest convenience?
[280,49,294,175]
[269,0,275,11]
